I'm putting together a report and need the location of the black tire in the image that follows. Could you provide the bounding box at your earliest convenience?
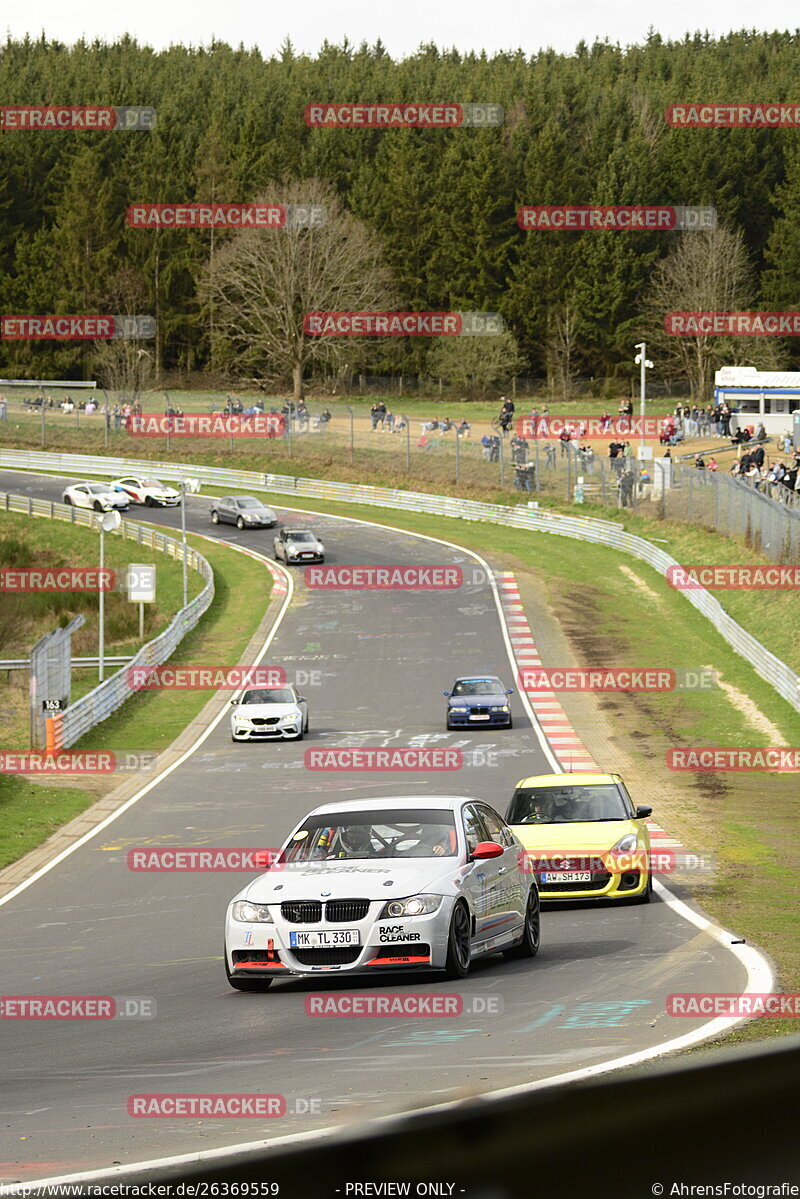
[63,496,72,505]
[93,501,104,512]
[629,872,653,904]
[236,516,245,530]
[211,511,220,524]
[506,716,514,729]
[303,715,309,734]
[444,902,472,979]
[504,887,540,959]
[145,495,155,507]
[225,956,273,992]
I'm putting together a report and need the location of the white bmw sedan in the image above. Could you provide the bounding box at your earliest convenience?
[229,685,309,742]
[224,796,540,990]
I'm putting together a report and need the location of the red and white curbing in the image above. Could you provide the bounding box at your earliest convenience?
[496,570,687,858]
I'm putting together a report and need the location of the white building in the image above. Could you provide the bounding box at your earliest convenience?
[714,366,800,439]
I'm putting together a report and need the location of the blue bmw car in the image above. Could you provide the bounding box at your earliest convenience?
[444,676,514,730]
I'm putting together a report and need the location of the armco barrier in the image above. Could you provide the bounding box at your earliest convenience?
[0,489,214,748]
[0,448,797,715]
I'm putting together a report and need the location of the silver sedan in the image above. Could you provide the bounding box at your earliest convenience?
[224,795,540,990]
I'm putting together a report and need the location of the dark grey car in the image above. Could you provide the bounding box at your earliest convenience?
[211,495,278,530]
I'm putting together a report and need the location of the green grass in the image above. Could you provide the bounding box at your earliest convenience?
[0,528,273,870]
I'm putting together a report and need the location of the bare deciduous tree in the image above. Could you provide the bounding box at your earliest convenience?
[202,179,396,400]
[545,302,581,400]
[642,227,781,401]
[427,329,526,398]
[93,268,155,402]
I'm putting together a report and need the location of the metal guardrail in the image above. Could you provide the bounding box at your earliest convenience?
[0,488,214,748]
[0,448,796,715]
[0,656,133,671]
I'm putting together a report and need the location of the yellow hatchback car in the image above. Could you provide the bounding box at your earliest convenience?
[506,773,653,903]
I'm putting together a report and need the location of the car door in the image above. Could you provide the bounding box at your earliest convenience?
[218,497,234,524]
[460,803,503,944]
[477,804,527,933]
[72,486,89,508]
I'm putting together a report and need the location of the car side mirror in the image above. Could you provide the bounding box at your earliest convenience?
[470,840,504,861]
[635,805,652,819]
[443,691,451,697]
[298,696,307,704]
[230,698,238,706]
[506,688,514,695]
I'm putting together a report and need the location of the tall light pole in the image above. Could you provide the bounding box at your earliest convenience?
[179,478,201,607]
[97,509,122,682]
[634,343,654,453]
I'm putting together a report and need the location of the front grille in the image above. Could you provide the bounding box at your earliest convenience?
[250,716,280,726]
[470,706,490,715]
[539,872,611,893]
[371,943,431,960]
[281,901,322,923]
[291,947,361,965]
[326,899,370,922]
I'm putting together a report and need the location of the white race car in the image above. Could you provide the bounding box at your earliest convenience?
[111,476,181,507]
[230,685,309,742]
[224,795,540,990]
[62,481,130,512]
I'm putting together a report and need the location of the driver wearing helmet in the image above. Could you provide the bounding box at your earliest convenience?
[334,824,376,858]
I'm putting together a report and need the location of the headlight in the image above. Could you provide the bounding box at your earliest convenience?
[450,706,468,713]
[379,895,442,918]
[232,901,273,923]
[278,709,301,722]
[491,705,510,712]
[611,833,638,854]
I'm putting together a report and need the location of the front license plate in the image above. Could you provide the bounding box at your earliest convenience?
[541,871,592,884]
[289,929,360,948]
[469,714,491,721]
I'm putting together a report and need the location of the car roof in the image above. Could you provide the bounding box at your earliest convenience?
[283,528,315,534]
[306,796,484,817]
[513,773,622,788]
[231,495,268,501]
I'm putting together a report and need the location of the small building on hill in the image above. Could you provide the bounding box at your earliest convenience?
[714,367,800,438]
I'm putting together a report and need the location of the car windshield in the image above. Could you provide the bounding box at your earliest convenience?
[86,484,112,494]
[452,679,502,696]
[281,809,458,862]
[240,688,296,704]
[286,532,315,542]
[508,784,630,824]
[143,479,166,488]
[236,498,262,509]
